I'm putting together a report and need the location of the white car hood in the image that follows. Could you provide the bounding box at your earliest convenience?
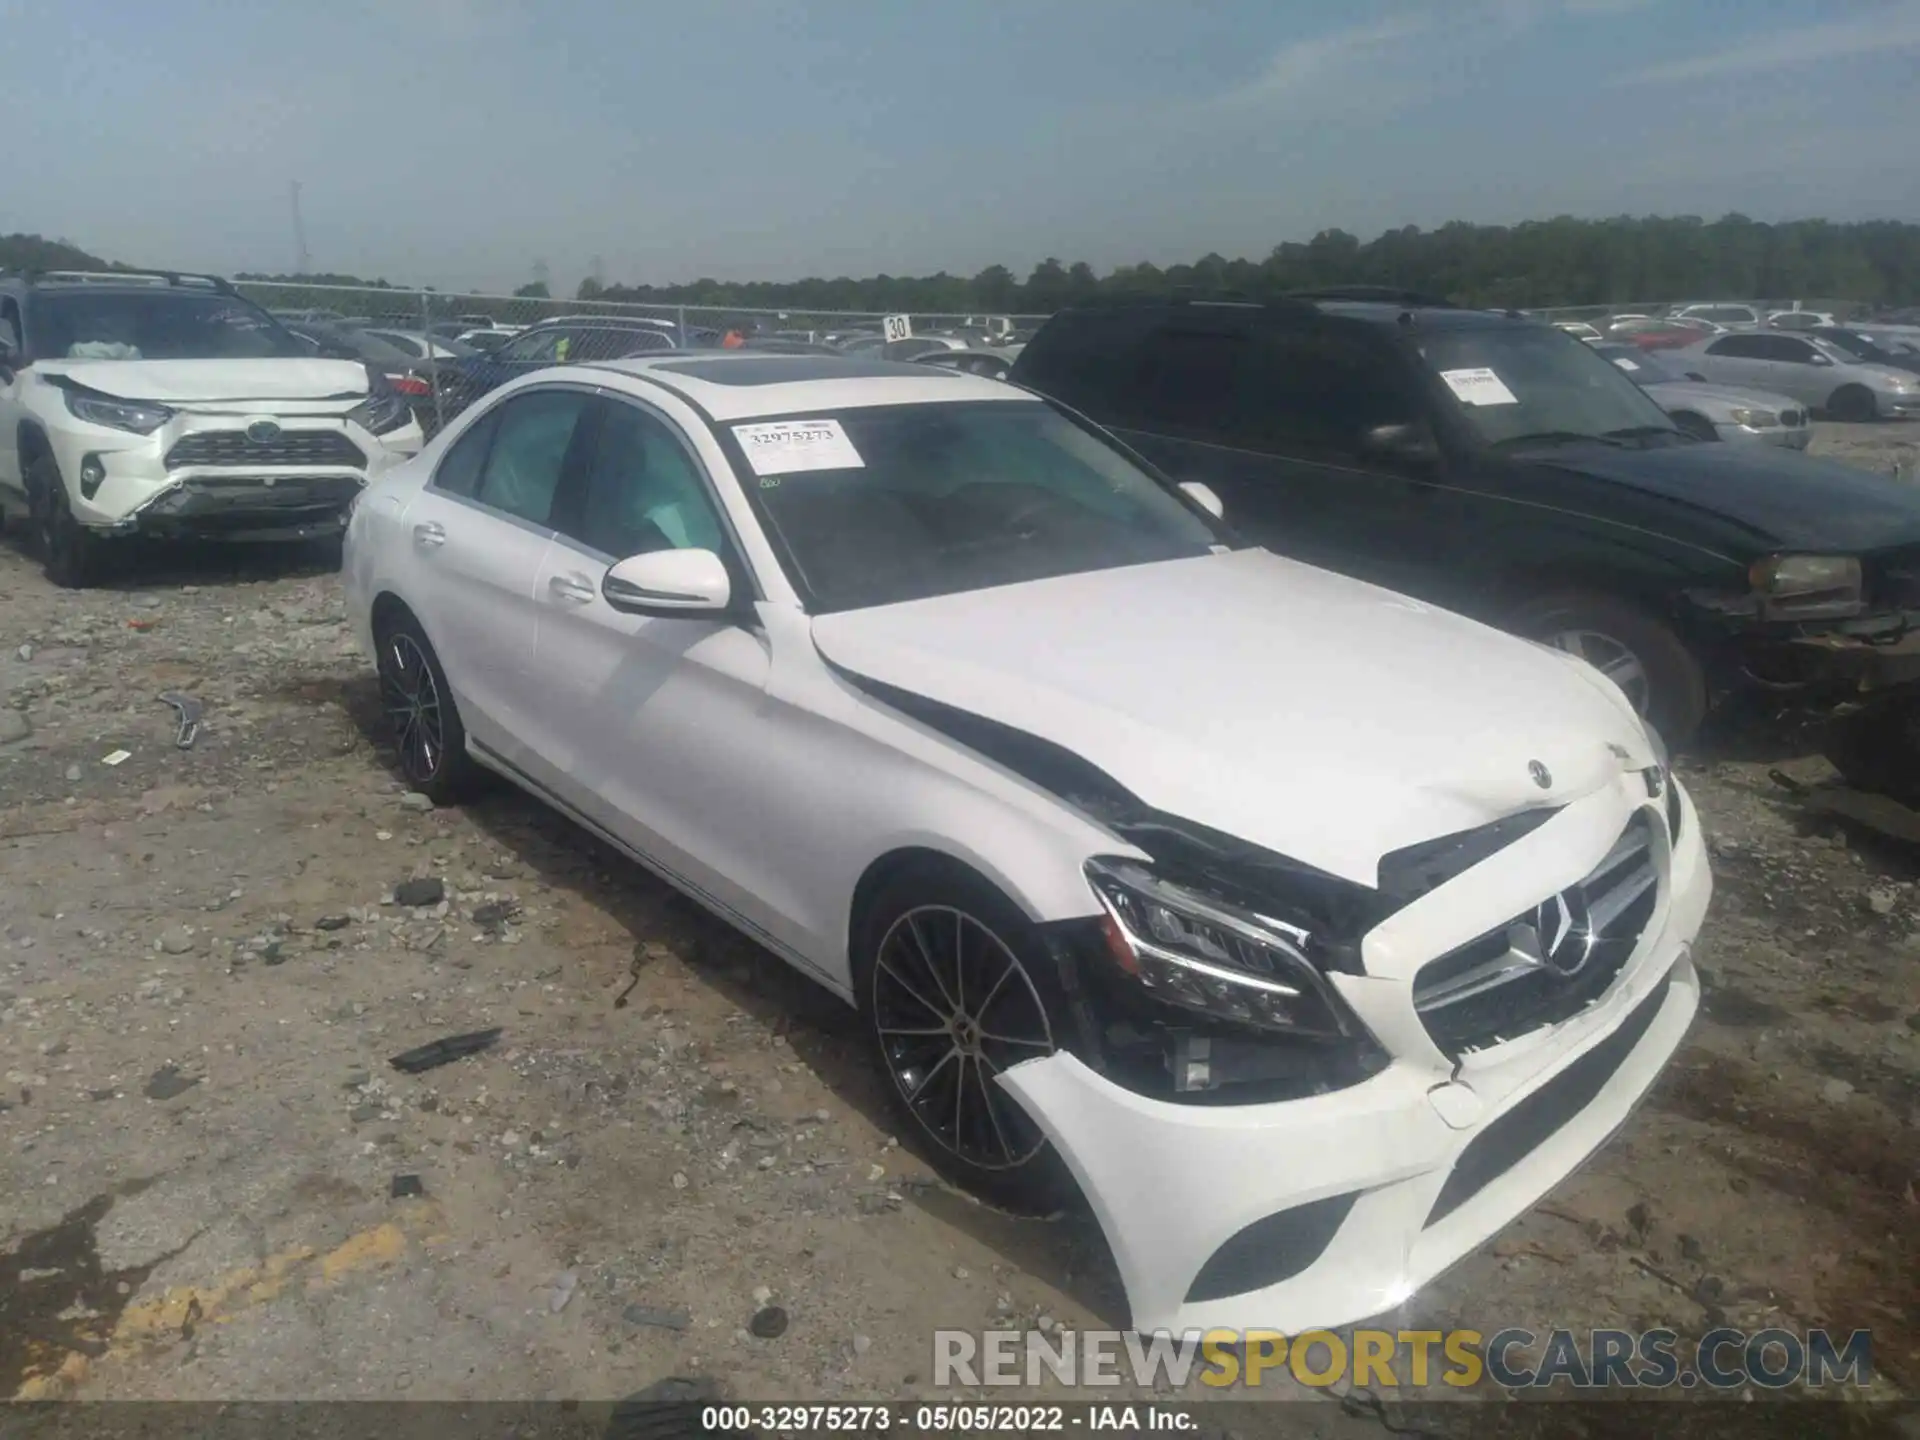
[38,358,370,404]
[811,549,1654,887]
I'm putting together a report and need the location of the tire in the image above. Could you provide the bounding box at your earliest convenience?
[372,608,485,803]
[1508,590,1710,746]
[26,452,104,589]
[852,860,1078,1214]
[1672,412,1718,442]
[1828,385,1878,423]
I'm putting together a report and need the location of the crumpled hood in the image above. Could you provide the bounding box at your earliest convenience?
[39,358,370,404]
[811,549,1653,886]
[1530,440,1920,552]
[1641,379,1805,416]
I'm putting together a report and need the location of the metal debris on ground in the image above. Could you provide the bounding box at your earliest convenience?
[621,1303,692,1332]
[142,1065,200,1101]
[471,898,522,933]
[388,1027,503,1074]
[101,750,131,767]
[749,1305,789,1338]
[157,692,203,749]
[393,876,446,907]
[1770,768,1920,846]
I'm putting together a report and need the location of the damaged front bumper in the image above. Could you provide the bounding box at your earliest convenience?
[996,775,1710,1336]
[1744,613,1920,693]
[104,471,368,542]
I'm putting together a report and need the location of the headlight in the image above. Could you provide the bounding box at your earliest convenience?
[1749,554,1863,619]
[64,391,172,435]
[1084,857,1357,1038]
[347,366,413,435]
[1726,407,1777,427]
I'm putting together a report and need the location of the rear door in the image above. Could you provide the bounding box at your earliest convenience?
[401,386,593,766]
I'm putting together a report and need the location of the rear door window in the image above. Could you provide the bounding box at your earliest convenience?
[473,389,592,526]
[432,407,502,498]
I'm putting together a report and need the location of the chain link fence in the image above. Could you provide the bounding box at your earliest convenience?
[231,279,1049,436]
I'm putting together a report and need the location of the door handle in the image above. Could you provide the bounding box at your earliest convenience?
[547,573,597,604]
[412,522,446,549]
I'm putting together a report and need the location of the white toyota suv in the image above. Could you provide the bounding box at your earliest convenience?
[343,353,1711,1335]
[0,271,423,586]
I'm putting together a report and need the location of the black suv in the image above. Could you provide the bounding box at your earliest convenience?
[1012,290,1920,749]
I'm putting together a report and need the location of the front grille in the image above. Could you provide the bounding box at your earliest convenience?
[1413,814,1661,1058]
[165,430,365,470]
[1424,974,1671,1227]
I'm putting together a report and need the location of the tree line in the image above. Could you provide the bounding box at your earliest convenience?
[10,213,1920,313]
[583,214,1920,314]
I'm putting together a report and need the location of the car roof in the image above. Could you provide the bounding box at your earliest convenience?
[1051,295,1521,333]
[582,351,1029,421]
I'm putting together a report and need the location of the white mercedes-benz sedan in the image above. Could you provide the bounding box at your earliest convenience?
[342,352,1710,1336]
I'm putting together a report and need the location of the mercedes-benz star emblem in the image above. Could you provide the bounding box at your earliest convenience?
[1528,759,1552,789]
[246,419,282,444]
[1507,890,1593,979]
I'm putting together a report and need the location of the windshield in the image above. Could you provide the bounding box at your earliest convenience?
[35,291,304,361]
[723,400,1227,612]
[1593,344,1680,383]
[1417,325,1676,446]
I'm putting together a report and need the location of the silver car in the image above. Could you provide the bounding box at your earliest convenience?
[1667,332,1920,422]
[1590,343,1809,448]
[1669,302,1763,329]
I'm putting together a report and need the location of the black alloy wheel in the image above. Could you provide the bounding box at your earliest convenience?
[871,903,1056,1172]
[373,612,481,802]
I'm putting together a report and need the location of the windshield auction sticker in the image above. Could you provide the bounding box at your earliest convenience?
[733,418,865,475]
[1439,367,1520,405]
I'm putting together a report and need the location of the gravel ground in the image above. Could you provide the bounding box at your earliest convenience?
[1,422,1916,1417]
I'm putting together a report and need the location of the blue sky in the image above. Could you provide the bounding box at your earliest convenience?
[3,0,1917,294]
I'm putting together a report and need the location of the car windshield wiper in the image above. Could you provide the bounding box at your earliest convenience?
[1602,424,1683,442]
[1489,430,1628,450]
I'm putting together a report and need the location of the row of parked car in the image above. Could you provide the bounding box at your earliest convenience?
[269,309,1036,435]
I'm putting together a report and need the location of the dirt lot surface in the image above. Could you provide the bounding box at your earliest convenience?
[1,423,1916,1423]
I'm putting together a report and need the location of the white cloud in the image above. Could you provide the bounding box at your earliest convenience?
[1214,13,1438,107]
[1617,2,1920,84]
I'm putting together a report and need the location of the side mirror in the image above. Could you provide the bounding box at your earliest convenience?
[1808,354,1833,367]
[1361,422,1442,467]
[1178,480,1225,520]
[603,548,732,618]
[1686,372,1707,382]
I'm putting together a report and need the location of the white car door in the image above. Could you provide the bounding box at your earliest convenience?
[524,393,817,963]
[401,387,591,766]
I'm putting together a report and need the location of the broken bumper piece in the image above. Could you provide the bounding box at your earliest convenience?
[998,779,1710,1337]
[114,472,366,541]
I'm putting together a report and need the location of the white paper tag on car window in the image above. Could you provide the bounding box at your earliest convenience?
[1439,367,1519,406]
[732,419,865,476]
[1612,357,1640,371]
